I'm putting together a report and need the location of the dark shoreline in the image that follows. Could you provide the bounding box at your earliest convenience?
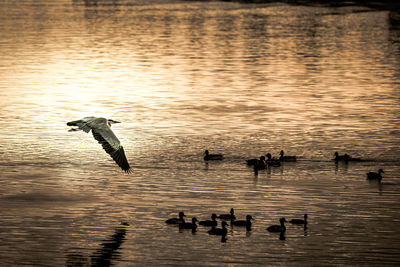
[188,0,400,11]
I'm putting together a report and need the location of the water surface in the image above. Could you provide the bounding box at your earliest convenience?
[0,0,400,266]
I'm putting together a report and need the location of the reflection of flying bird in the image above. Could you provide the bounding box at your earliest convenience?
[67,117,131,173]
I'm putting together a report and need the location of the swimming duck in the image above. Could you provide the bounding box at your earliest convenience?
[204,150,223,161]
[334,152,364,162]
[179,217,198,232]
[246,158,258,166]
[333,152,348,162]
[279,150,297,162]
[289,214,308,225]
[199,214,217,227]
[165,211,185,224]
[217,208,236,221]
[367,169,384,182]
[254,156,267,170]
[267,217,287,232]
[266,153,281,167]
[232,215,253,228]
[208,221,228,236]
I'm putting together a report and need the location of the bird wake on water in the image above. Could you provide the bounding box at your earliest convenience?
[67,117,131,173]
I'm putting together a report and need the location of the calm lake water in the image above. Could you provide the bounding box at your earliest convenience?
[0,0,400,266]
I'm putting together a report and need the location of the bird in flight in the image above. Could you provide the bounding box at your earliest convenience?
[67,117,131,173]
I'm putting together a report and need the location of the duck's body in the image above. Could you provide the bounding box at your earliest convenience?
[333,152,348,162]
[204,150,223,161]
[232,215,253,228]
[279,150,297,162]
[266,153,281,167]
[333,152,363,163]
[165,211,185,224]
[246,158,258,166]
[289,214,308,225]
[179,217,197,232]
[254,156,267,170]
[199,214,217,227]
[267,217,287,232]
[208,221,228,236]
[217,208,236,221]
[367,169,384,182]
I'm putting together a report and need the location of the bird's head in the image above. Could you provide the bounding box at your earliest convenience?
[107,119,121,127]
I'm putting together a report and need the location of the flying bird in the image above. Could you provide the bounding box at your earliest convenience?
[67,117,131,173]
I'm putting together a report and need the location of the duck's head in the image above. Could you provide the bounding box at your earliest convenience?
[280,217,287,224]
[192,217,197,223]
[221,221,228,228]
[334,152,339,157]
[304,214,308,219]
[246,215,253,221]
[378,169,384,174]
[260,156,265,161]
[266,153,272,159]
[204,150,209,155]
[211,213,217,220]
[230,208,234,215]
[107,119,121,127]
[280,150,284,156]
[179,211,186,218]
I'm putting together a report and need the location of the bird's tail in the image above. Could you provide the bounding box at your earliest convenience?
[67,120,81,126]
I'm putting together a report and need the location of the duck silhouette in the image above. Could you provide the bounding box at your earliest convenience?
[267,217,287,232]
[279,150,296,162]
[199,214,218,227]
[232,215,253,231]
[179,217,197,232]
[165,211,185,224]
[217,208,236,221]
[204,150,223,161]
[289,214,307,225]
[266,153,281,167]
[208,221,228,236]
[367,169,384,182]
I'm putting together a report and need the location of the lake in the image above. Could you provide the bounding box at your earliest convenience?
[0,0,399,266]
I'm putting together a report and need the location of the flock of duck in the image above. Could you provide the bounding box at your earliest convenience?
[161,150,385,243]
[204,150,385,182]
[165,209,308,242]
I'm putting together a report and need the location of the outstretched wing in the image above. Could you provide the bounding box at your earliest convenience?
[91,123,131,173]
[67,117,131,172]
[67,117,96,133]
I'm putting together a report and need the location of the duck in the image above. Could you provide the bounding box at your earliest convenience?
[208,221,228,236]
[232,215,253,229]
[333,152,348,162]
[254,156,267,170]
[289,214,308,225]
[179,217,198,232]
[267,217,287,232]
[165,211,185,224]
[217,208,236,221]
[199,214,217,227]
[246,158,258,166]
[204,150,223,161]
[266,153,281,167]
[279,150,297,162]
[367,169,384,182]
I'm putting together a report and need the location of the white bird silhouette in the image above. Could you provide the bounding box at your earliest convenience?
[67,117,131,173]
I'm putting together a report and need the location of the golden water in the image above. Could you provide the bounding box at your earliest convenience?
[0,0,399,265]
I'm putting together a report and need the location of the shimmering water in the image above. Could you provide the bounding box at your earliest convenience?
[0,0,400,266]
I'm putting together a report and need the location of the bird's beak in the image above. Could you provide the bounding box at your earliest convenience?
[113,120,121,123]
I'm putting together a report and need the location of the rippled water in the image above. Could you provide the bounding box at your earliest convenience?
[0,0,400,266]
